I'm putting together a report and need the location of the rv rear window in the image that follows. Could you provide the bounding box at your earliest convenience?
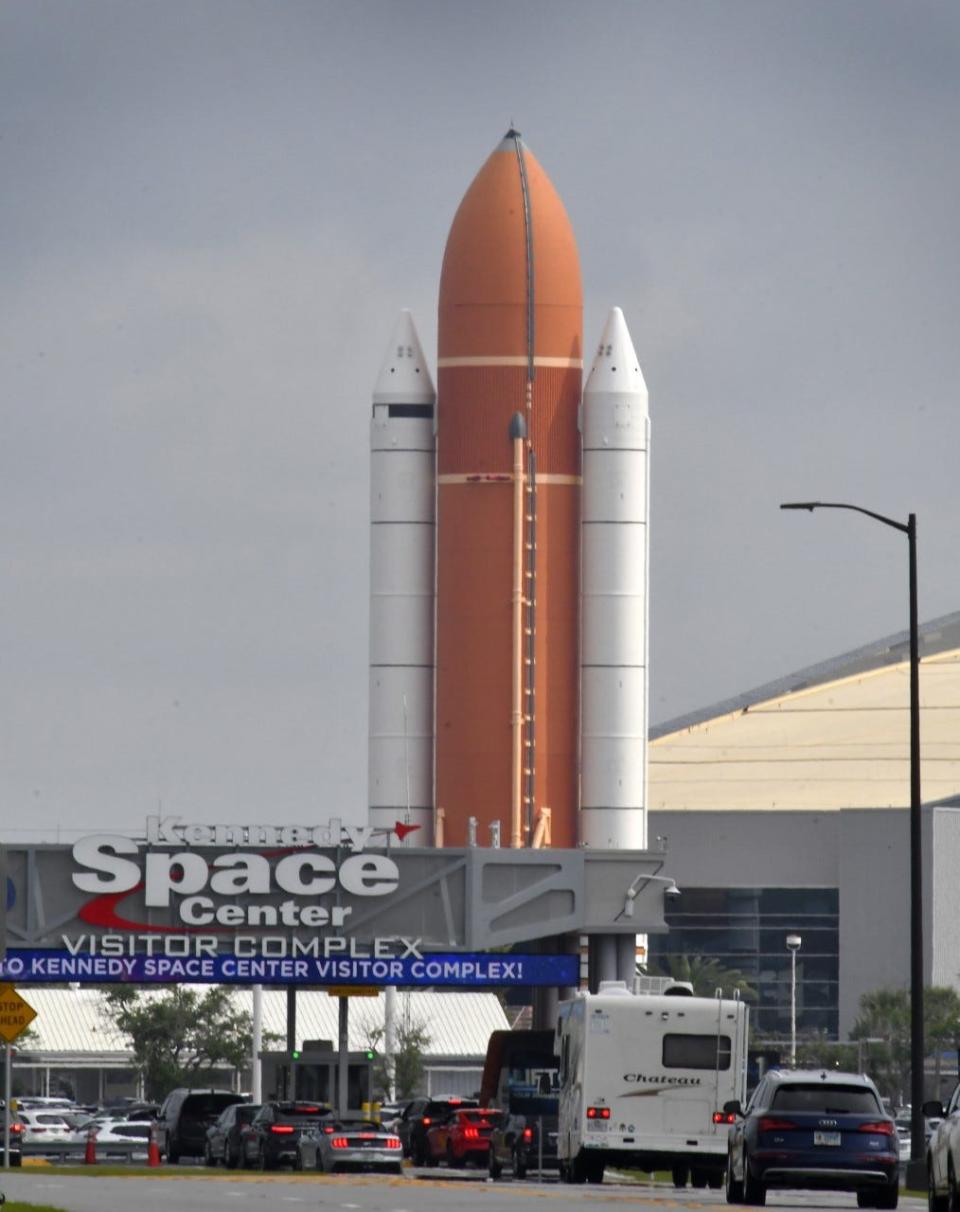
[662,1034,732,1071]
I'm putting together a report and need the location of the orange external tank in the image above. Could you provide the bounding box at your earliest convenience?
[435,130,582,849]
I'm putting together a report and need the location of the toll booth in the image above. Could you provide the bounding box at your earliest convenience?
[259,1040,376,1112]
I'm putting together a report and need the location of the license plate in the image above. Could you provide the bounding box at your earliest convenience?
[814,1131,841,1146]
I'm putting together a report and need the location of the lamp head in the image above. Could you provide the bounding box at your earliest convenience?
[786,933,802,951]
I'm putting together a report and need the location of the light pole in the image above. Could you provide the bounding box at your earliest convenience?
[781,501,923,1180]
[786,934,801,1067]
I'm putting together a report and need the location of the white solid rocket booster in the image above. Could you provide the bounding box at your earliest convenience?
[580,307,650,849]
[368,311,436,844]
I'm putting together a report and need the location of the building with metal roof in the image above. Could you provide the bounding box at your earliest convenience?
[647,611,960,1039]
[13,987,509,1104]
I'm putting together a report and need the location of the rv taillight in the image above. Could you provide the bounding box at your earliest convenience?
[586,1106,611,1120]
[713,1112,737,1125]
[522,1127,533,1142]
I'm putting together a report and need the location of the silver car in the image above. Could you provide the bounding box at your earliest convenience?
[297,1118,404,1174]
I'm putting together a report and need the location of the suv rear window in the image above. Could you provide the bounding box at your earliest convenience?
[181,1094,242,1118]
[425,1099,478,1117]
[275,1103,332,1124]
[770,1084,881,1114]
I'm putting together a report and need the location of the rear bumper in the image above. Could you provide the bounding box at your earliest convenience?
[753,1160,898,1191]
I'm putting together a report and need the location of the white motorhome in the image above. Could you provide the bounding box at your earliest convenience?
[556,979,749,1187]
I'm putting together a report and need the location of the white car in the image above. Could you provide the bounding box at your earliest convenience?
[17,1110,74,1143]
[925,1088,960,1210]
[91,1119,152,1157]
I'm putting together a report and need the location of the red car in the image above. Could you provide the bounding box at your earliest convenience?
[426,1107,503,1167]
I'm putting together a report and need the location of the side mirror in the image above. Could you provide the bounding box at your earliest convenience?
[923,1100,946,1118]
[722,1100,743,1116]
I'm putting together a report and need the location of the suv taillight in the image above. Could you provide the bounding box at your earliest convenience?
[858,1121,895,1136]
[758,1117,796,1133]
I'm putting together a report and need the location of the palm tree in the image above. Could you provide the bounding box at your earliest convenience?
[640,954,757,1002]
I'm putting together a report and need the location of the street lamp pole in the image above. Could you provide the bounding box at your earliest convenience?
[787,934,802,1068]
[781,501,923,1179]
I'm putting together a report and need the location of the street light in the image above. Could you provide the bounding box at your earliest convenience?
[786,934,802,1067]
[781,500,923,1181]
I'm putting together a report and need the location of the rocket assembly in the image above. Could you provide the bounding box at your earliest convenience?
[368,130,649,852]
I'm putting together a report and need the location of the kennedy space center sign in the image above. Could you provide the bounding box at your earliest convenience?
[0,816,668,989]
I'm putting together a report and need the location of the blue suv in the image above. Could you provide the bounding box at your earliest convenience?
[724,1069,899,1208]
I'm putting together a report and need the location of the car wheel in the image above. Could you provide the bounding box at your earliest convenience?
[858,1193,878,1208]
[949,1161,960,1212]
[446,1140,456,1168]
[672,1163,689,1189]
[167,1141,180,1165]
[292,1150,302,1171]
[225,1144,238,1170]
[876,1177,899,1210]
[585,1155,604,1184]
[412,1140,425,1166]
[393,1162,403,1175]
[258,1148,272,1172]
[725,1155,744,1204]
[513,1149,527,1180]
[204,1142,215,1167]
[931,1161,951,1212]
[489,1144,502,1180]
[742,1153,766,1207]
[11,1154,22,1168]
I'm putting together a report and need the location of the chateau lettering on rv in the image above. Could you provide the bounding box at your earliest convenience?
[623,1074,703,1087]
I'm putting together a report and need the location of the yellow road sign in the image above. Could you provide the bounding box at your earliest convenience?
[0,983,38,1043]
[326,986,379,998]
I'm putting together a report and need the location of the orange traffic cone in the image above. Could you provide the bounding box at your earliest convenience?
[148,1136,161,1167]
[84,1129,97,1165]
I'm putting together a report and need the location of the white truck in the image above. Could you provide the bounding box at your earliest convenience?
[556,979,749,1188]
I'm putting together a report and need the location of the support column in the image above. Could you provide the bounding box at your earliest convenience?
[286,987,297,1101]
[616,934,637,987]
[337,997,349,1117]
[587,934,619,993]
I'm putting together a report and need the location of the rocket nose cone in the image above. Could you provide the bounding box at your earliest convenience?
[584,306,647,399]
[373,310,436,404]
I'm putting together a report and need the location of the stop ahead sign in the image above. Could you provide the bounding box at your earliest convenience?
[0,982,37,1043]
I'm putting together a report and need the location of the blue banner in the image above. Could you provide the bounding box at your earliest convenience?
[0,949,579,989]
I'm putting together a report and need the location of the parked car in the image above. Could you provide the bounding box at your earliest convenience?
[398,1095,479,1165]
[0,1103,23,1166]
[924,1087,960,1210]
[242,1101,334,1171]
[205,1102,261,1168]
[155,1088,245,1164]
[297,1117,403,1174]
[17,1110,74,1144]
[426,1106,503,1167]
[488,1095,559,1179]
[90,1120,152,1158]
[725,1069,899,1208]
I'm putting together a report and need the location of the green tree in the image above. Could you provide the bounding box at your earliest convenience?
[367,996,431,1101]
[851,984,960,1106]
[103,985,269,1100]
[641,954,758,1003]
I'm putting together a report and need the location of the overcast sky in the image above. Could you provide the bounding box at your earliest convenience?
[3,1,958,839]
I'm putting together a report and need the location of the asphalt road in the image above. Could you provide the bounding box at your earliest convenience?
[0,1169,930,1212]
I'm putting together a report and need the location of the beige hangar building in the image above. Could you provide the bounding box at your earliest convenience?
[646,611,960,1039]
